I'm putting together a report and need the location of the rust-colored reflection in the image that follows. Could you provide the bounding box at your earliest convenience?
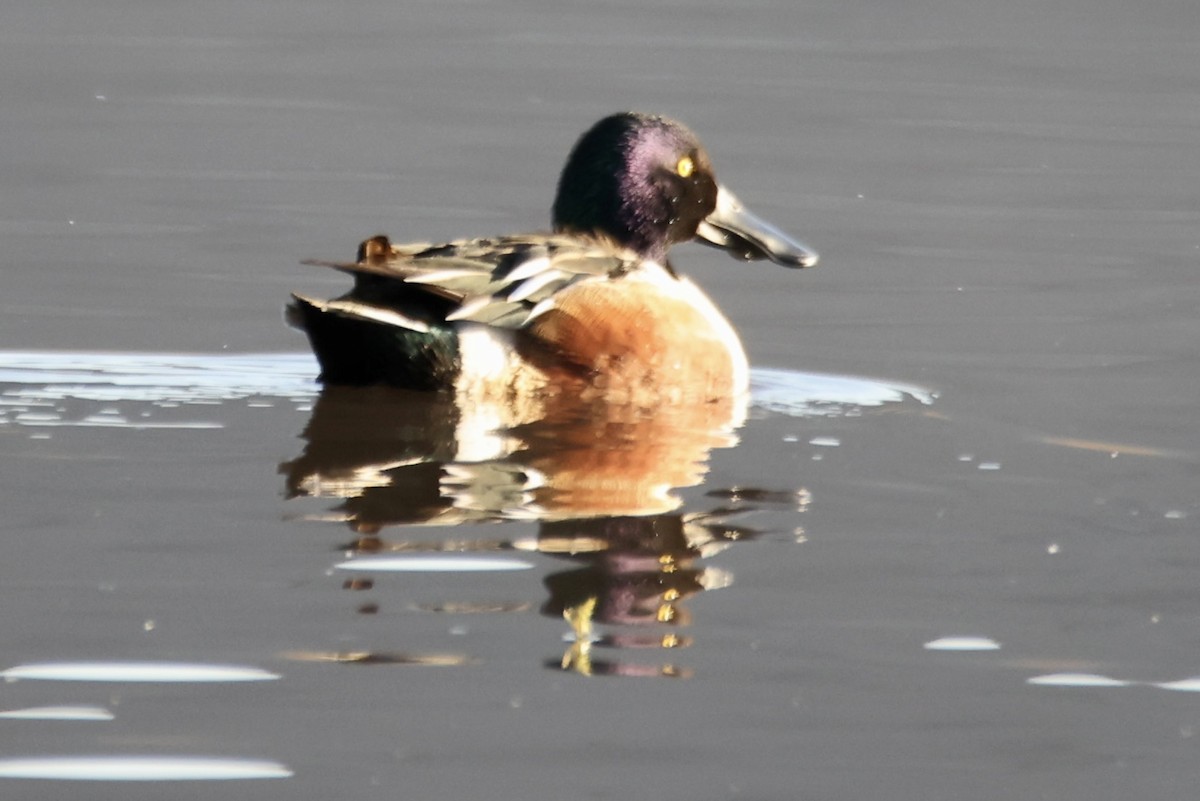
[282,385,744,522]
[282,385,808,677]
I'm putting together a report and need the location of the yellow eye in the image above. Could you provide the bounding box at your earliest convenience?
[675,155,694,178]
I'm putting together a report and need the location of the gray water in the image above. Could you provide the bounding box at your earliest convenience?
[2,1,1199,799]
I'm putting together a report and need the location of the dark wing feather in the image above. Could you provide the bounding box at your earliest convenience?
[302,233,639,330]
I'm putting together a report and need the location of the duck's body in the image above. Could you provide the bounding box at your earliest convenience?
[290,113,817,405]
[291,232,747,405]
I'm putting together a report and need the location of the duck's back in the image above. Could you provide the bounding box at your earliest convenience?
[289,233,747,403]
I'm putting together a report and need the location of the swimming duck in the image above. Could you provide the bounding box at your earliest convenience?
[289,112,817,405]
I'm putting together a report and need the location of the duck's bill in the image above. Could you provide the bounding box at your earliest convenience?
[695,186,818,268]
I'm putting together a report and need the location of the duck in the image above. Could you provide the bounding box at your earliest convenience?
[288,112,817,406]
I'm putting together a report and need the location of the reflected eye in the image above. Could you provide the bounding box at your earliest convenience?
[675,155,694,178]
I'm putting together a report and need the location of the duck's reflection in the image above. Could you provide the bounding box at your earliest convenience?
[539,513,742,678]
[282,386,809,677]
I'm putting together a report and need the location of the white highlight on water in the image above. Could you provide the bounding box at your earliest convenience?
[0,705,114,721]
[1,661,280,683]
[1026,673,1131,688]
[335,556,535,573]
[923,636,1001,651]
[0,756,292,781]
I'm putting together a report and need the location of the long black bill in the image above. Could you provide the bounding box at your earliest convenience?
[694,185,818,268]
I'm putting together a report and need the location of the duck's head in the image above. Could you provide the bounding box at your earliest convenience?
[552,112,817,268]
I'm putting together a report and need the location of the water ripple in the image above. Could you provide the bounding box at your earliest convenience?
[0,351,932,419]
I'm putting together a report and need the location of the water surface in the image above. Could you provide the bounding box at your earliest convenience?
[3,2,1199,799]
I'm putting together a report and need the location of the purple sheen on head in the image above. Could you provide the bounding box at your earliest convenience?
[552,113,717,262]
[616,121,700,258]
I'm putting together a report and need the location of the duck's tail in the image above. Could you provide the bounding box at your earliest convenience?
[287,294,459,389]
